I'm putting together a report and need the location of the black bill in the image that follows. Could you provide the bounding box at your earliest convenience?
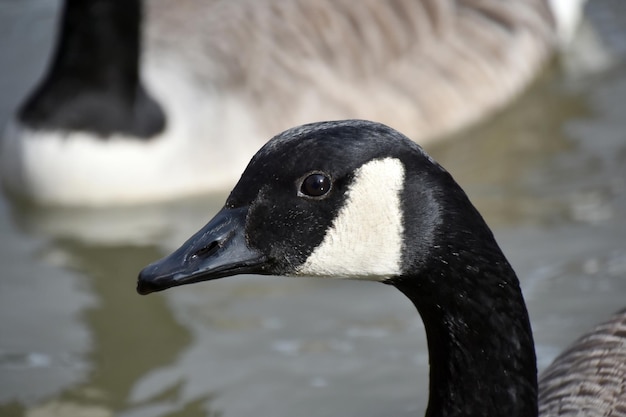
[137,206,267,295]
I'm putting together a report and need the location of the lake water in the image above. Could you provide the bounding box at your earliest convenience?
[1,1,625,417]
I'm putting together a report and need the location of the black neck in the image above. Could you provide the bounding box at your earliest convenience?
[19,0,165,138]
[390,246,537,417]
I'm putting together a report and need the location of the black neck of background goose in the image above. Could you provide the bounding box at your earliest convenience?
[18,0,165,139]
[389,170,538,417]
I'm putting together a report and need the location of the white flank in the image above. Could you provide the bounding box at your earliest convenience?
[0,121,249,206]
[296,158,405,281]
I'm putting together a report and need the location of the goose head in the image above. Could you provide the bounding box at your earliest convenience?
[138,120,537,417]
[138,120,457,284]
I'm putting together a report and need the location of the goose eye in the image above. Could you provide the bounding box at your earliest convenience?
[299,173,331,198]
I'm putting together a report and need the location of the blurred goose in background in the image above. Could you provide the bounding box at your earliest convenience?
[137,119,626,417]
[1,0,586,206]
[538,308,626,416]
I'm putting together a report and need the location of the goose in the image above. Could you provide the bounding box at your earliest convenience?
[1,0,585,206]
[538,308,626,416]
[137,120,625,416]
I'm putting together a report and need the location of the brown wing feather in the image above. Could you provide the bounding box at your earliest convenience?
[539,309,626,417]
[143,0,556,142]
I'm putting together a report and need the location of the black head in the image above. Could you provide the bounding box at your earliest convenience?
[137,119,489,293]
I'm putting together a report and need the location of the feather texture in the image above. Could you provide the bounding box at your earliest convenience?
[539,309,626,417]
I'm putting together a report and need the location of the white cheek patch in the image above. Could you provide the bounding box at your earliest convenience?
[296,158,405,281]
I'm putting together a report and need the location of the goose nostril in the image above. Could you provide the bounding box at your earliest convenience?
[192,240,221,259]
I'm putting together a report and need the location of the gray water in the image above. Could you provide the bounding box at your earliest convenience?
[1,1,625,417]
